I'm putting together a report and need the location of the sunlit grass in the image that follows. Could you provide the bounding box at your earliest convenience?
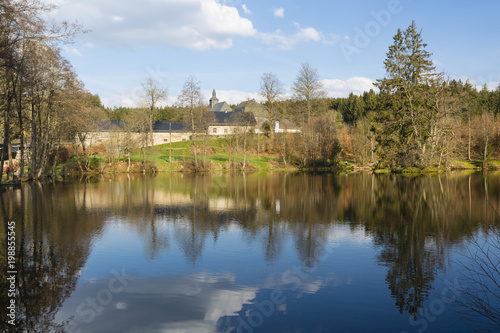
[122,138,284,171]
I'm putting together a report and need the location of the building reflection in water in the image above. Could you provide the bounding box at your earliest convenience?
[1,173,498,332]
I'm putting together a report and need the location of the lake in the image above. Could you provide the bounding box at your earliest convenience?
[1,173,499,332]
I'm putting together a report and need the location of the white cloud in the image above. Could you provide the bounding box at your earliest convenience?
[203,89,262,105]
[101,93,139,109]
[101,88,259,109]
[50,0,340,52]
[451,75,499,92]
[50,0,256,50]
[473,80,499,91]
[68,273,258,333]
[241,4,251,15]
[102,77,377,109]
[485,81,499,90]
[62,46,83,57]
[274,7,285,18]
[321,77,377,98]
[294,23,321,42]
[258,23,339,50]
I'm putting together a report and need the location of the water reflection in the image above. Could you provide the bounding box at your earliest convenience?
[60,272,258,333]
[0,183,106,332]
[1,173,498,332]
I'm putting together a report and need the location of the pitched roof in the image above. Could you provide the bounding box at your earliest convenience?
[211,101,232,112]
[88,113,257,132]
[91,120,126,131]
[211,111,257,126]
[152,122,188,132]
[91,121,188,132]
[233,100,267,117]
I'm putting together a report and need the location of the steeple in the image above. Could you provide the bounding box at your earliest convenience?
[209,89,219,109]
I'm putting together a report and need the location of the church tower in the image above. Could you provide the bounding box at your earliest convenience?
[209,89,219,109]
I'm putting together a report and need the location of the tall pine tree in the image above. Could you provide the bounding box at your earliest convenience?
[375,21,439,168]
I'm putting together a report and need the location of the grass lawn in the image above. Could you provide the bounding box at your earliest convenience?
[450,160,483,169]
[125,138,283,171]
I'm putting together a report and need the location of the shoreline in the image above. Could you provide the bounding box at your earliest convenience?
[3,158,499,185]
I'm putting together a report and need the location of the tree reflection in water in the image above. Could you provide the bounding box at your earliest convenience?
[0,183,105,332]
[0,173,498,331]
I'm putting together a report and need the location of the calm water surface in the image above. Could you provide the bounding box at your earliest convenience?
[1,173,499,333]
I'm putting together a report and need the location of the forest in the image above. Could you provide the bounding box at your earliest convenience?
[2,0,500,179]
[0,0,108,181]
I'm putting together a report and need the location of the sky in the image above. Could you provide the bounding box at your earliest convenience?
[48,0,500,108]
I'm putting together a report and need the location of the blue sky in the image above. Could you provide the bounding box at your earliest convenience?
[49,0,500,108]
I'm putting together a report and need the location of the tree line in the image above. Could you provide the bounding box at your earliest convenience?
[259,21,500,170]
[0,0,107,180]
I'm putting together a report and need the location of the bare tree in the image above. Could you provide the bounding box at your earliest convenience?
[259,72,283,136]
[126,108,150,170]
[178,75,204,169]
[0,0,84,180]
[140,77,167,147]
[454,224,500,332]
[291,63,326,166]
[231,112,255,170]
[292,62,326,123]
[200,110,215,167]
[351,117,375,166]
[272,132,291,165]
[68,92,107,173]
[479,111,495,169]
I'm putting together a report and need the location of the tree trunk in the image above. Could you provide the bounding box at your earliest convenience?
[1,91,13,181]
[191,109,197,169]
[51,144,60,176]
[17,121,25,178]
[467,114,471,161]
[242,133,247,170]
[0,129,6,182]
[202,131,207,168]
[483,136,489,169]
[38,111,52,178]
[7,139,13,181]
[30,103,37,179]
[257,132,260,161]
[149,107,154,147]
[141,147,146,172]
[15,75,25,178]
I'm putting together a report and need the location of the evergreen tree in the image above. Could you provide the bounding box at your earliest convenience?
[375,21,440,168]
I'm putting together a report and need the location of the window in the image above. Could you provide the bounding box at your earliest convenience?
[224,128,228,134]
[164,138,168,142]
[213,128,217,134]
